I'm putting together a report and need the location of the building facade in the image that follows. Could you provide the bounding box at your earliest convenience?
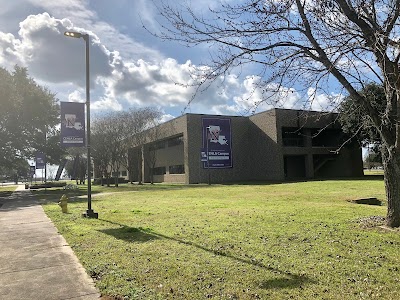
[123,108,363,184]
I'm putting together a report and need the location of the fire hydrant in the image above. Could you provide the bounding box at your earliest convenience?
[58,194,68,213]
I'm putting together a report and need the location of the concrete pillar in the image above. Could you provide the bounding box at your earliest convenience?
[304,129,314,178]
[305,154,314,178]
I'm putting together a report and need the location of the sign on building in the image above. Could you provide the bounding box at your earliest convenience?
[60,102,85,147]
[202,118,232,168]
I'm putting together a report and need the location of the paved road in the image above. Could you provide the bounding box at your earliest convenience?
[0,185,100,300]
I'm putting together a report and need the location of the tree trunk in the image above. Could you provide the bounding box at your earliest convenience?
[382,145,400,227]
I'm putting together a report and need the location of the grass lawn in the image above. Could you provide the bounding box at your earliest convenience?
[40,180,400,300]
[364,169,384,176]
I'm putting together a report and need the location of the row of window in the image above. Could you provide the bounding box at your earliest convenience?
[282,127,343,147]
[152,164,185,175]
[149,135,184,150]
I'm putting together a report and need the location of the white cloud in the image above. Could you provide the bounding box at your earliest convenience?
[1,1,343,117]
[28,0,164,63]
[0,32,22,68]
[307,87,343,112]
[67,90,85,103]
[0,13,112,86]
[158,113,175,123]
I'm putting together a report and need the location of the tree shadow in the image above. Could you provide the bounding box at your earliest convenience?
[259,277,307,290]
[0,190,41,211]
[0,191,14,198]
[99,218,313,289]
[98,224,159,243]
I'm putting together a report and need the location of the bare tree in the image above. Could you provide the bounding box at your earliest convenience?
[92,118,112,186]
[143,123,162,184]
[122,108,162,184]
[152,0,400,227]
[91,108,162,186]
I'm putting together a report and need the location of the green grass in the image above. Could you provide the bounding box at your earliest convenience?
[41,180,400,299]
[364,169,384,176]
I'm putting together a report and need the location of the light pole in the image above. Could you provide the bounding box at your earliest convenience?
[64,31,98,218]
[206,126,211,185]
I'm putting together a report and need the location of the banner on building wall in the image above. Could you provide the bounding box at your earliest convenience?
[201,118,232,168]
[35,152,46,169]
[60,102,85,147]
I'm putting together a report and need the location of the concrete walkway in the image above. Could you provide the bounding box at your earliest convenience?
[0,185,100,300]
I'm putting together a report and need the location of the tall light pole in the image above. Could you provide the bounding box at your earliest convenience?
[206,126,211,185]
[64,31,98,218]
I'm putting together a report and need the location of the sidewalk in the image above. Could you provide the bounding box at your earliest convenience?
[0,185,100,300]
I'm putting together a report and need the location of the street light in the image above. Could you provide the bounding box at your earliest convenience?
[206,126,211,185]
[64,31,98,218]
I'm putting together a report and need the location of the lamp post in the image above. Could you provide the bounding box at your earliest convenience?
[64,31,98,218]
[206,126,211,185]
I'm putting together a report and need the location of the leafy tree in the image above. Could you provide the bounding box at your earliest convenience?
[339,83,385,147]
[0,66,60,168]
[153,0,400,227]
[339,83,384,164]
[364,150,383,169]
[0,158,30,183]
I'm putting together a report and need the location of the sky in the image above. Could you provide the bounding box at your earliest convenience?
[0,0,340,124]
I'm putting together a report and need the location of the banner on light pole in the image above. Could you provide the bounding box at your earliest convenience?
[60,102,86,147]
[35,152,46,169]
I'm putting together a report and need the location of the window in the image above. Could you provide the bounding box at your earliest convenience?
[169,165,185,174]
[149,140,166,151]
[112,171,119,177]
[167,136,183,147]
[282,127,304,147]
[311,128,343,147]
[152,167,166,175]
[121,170,127,177]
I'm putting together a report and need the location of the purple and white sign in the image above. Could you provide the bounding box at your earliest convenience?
[35,152,46,169]
[202,118,232,168]
[60,102,85,147]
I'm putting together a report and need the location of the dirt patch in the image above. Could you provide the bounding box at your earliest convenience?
[356,216,385,228]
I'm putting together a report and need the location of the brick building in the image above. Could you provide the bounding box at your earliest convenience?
[123,108,363,184]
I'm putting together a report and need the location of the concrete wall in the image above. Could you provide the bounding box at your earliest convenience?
[126,109,363,184]
[186,114,252,183]
[248,109,283,180]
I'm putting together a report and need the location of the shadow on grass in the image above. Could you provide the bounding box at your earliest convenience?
[259,277,307,290]
[31,188,103,203]
[98,225,159,243]
[99,218,312,289]
[0,191,13,198]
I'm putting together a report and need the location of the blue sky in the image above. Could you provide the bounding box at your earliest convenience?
[0,0,341,122]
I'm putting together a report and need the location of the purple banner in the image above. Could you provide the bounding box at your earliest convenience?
[35,152,46,169]
[60,102,85,147]
[202,118,232,168]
